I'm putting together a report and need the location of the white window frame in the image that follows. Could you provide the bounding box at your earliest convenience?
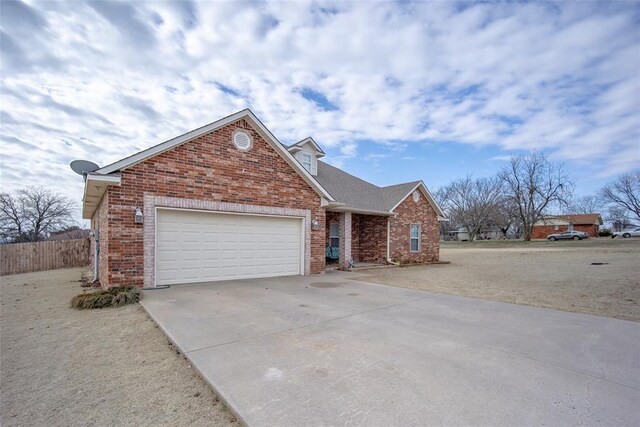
[302,153,312,172]
[329,222,340,248]
[410,224,420,253]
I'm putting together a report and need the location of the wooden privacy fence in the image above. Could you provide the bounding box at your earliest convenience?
[0,238,91,276]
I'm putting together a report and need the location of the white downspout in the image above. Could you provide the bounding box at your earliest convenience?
[386,217,399,266]
[91,230,99,282]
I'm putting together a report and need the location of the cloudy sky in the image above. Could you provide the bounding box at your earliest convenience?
[1,0,639,222]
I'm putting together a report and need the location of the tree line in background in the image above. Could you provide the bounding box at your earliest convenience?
[0,187,78,244]
[1,161,638,244]
[436,153,640,241]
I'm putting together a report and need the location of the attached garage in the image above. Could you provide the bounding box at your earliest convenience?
[156,208,304,285]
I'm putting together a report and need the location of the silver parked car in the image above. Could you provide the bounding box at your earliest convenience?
[612,227,640,238]
[547,230,589,241]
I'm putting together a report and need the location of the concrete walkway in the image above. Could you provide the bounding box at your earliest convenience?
[141,272,640,426]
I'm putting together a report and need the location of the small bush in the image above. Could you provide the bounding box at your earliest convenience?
[599,229,612,237]
[71,286,141,309]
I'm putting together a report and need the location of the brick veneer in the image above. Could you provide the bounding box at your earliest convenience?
[354,214,388,263]
[338,212,352,268]
[90,191,109,284]
[531,224,599,239]
[389,191,439,263]
[94,118,325,288]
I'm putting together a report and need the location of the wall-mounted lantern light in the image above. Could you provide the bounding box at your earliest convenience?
[311,218,319,230]
[134,207,144,224]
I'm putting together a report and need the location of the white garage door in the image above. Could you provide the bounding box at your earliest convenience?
[156,209,303,285]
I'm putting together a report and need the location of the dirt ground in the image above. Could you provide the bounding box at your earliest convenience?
[0,268,236,427]
[358,238,640,322]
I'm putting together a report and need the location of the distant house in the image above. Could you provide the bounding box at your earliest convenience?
[452,226,503,241]
[531,214,603,238]
[48,229,91,241]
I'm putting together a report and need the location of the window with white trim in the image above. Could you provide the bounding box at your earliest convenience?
[410,224,420,252]
[329,222,339,248]
[302,153,312,172]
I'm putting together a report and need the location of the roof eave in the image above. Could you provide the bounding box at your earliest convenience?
[326,206,396,217]
[90,109,335,202]
[82,173,121,219]
[388,181,446,218]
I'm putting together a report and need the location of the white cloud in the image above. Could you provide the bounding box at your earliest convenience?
[1,0,638,222]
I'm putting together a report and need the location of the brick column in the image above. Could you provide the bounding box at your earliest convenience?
[339,212,352,269]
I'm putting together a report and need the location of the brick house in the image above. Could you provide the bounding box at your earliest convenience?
[531,213,603,239]
[80,109,446,288]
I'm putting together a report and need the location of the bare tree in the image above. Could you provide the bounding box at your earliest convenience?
[0,187,76,243]
[438,175,504,241]
[491,197,522,238]
[499,152,573,241]
[568,195,601,214]
[606,206,634,232]
[598,171,640,222]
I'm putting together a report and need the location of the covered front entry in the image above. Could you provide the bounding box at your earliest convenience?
[156,208,304,285]
[325,211,388,269]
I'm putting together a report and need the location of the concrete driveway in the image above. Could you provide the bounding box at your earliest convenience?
[141,271,640,426]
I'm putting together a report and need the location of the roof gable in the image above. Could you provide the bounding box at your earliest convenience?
[315,161,445,218]
[90,109,334,202]
[287,137,325,157]
[558,213,603,225]
[385,181,446,218]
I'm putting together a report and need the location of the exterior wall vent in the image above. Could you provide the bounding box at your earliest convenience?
[233,130,252,151]
[412,190,420,202]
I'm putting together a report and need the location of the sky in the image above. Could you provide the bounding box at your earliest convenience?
[1,0,639,224]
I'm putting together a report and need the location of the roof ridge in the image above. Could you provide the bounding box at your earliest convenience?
[381,180,421,189]
[317,160,383,189]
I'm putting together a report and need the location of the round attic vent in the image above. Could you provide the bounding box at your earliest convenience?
[233,130,252,151]
[412,190,420,202]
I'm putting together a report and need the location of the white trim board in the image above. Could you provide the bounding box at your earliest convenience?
[389,181,447,219]
[143,195,312,288]
[93,109,335,202]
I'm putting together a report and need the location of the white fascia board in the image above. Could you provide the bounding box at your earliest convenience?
[82,174,121,219]
[93,109,335,202]
[289,137,326,155]
[248,114,334,201]
[327,206,396,217]
[86,173,122,184]
[389,181,447,218]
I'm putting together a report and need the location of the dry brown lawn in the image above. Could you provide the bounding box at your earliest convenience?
[357,238,640,322]
[0,268,236,427]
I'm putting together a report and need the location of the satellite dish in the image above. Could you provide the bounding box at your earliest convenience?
[70,160,100,178]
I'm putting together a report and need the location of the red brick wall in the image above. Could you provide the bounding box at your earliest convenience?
[574,224,599,237]
[99,119,325,287]
[90,191,109,285]
[389,193,439,263]
[351,215,360,261]
[354,214,387,263]
[531,225,568,239]
[532,224,599,239]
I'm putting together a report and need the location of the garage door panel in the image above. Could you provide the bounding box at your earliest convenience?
[156,209,303,285]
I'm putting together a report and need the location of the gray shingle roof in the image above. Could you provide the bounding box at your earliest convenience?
[316,161,419,213]
[380,181,421,211]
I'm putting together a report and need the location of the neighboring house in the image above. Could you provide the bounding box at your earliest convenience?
[531,213,603,239]
[80,109,446,288]
[451,226,502,241]
[48,229,91,241]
